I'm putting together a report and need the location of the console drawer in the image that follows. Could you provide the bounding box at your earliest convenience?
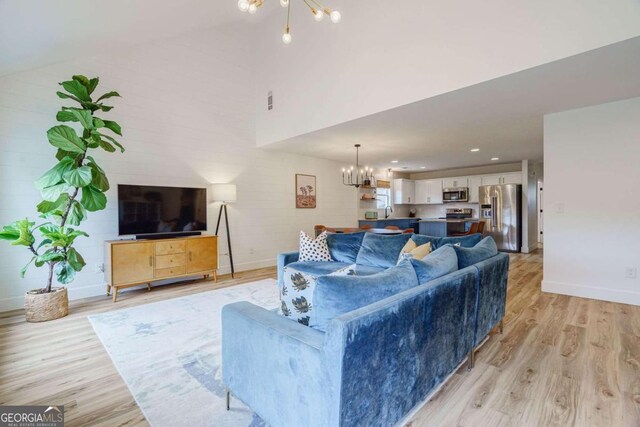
[155,240,186,256]
[155,265,186,279]
[155,254,185,269]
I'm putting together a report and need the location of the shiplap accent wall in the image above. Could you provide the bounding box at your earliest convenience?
[0,26,357,311]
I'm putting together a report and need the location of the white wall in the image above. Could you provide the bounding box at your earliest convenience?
[542,97,640,306]
[0,25,357,311]
[255,0,640,146]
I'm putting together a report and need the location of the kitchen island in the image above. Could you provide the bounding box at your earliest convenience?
[418,218,478,237]
[358,217,420,232]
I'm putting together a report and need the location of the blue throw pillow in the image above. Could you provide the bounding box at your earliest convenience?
[410,245,458,284]
[440,233,483,248]
[453,236,498,269]
[311,260,419,331]
[326,232,365,263]
[411,234,442,248]
[355,233,412,268]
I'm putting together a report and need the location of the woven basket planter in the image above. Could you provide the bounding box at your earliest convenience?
[24,287,68,322]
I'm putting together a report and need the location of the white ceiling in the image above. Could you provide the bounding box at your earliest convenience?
[264,36,640,172]
[0,0,270,77]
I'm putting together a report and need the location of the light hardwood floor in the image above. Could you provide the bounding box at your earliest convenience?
[1,251,638,426]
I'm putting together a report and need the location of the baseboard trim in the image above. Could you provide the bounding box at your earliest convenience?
[542,280,640,306]
[0,258,277,313]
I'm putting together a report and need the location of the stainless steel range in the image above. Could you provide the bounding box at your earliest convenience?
[446,208,473,235]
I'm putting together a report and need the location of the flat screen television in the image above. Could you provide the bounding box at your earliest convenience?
[118,184,207,237]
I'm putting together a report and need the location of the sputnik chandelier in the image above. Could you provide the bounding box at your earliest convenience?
[237,0,341,44]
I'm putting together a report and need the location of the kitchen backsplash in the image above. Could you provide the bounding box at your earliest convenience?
[415,202,480,219]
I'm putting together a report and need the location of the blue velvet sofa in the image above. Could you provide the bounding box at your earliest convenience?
[222,233,509,427]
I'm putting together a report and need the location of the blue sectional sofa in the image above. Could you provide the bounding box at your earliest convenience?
[222,232,509,427]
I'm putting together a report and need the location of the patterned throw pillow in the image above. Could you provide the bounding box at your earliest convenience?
[280,264,355,326]
[299,230,332,262]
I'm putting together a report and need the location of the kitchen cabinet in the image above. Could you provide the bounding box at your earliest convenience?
[414,179,442,204]
[393,179,415,204]
[481,173,522,186]
[442,176,468,189]
[468,175,483,203]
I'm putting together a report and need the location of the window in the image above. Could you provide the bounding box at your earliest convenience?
[376,188,391,209]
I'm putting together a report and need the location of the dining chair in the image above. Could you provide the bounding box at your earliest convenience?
[385,225,400,230]
[360,224,373,230]
[314,225,327,237]
[402,228,414,234]
[450,222,479,237]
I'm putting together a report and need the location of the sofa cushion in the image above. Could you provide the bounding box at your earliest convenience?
[453,236,498,269]
[398,239,432,263]
[310,259,419,331]
[299,231,331,262]
[440,233,483,248]
[326,232,365,263]
[410,245,458,284]
[279,263,355,326]
[355,233,412,268]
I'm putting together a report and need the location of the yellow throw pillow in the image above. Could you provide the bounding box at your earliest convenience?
[398,240,432,262]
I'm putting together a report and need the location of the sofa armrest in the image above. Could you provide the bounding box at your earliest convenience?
[472,252,509,345]
[222,302,330,427]
[324,268,478,427]
[277,251,299,285]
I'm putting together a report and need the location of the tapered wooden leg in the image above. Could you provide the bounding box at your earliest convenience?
[147,283,151,292]
[213,270,218,282]
[225,388,230,410]
[467,349,475,370]
[499,319,504,334]
[106,284,111,296]
[112,287,118,303]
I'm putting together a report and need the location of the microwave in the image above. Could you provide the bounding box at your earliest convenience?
[442,187,469,203]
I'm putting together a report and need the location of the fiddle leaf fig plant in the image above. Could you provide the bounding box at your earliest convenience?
[0,75,124,293]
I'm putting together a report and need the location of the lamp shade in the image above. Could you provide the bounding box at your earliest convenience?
[211,183,237,203]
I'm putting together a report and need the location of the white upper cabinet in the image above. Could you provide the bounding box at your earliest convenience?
[414,179,442,204]
[468,175,483,203]
[482,173,523,185]
[442,176,469,189]
[393,179,415,204]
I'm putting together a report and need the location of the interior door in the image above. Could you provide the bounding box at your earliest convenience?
[186,238,218,273]
[112,242,154,285]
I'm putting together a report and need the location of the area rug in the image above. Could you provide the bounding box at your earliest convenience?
[88,279,280,427]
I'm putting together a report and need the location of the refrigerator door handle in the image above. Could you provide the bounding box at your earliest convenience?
[491,196,498,228]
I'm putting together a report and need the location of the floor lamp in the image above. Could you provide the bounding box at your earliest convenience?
[211,183,236,278]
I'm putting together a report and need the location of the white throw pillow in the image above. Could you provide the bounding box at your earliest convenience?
[298,230,332,262]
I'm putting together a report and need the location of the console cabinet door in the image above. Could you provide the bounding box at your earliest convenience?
[112,242,155,285]
[186,238,218,273]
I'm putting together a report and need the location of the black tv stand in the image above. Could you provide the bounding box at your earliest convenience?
[136,231,202,240]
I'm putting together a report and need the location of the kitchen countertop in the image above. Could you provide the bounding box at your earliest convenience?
[359,217,421,221]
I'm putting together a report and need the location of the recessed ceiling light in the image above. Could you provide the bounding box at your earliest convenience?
[391,160,399,164]
[470,148,480,152]
[491,157,500,161]
[420,166,426,169]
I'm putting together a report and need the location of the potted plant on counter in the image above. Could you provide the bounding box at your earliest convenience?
[0,75,124,322]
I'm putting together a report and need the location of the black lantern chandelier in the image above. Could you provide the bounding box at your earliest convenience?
[342,144,373,188]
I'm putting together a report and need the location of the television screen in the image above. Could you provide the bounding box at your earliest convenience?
[118,185,208,236]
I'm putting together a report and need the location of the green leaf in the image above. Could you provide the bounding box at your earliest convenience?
[54,262,76,284]
[37,193,69,215]
[56,149,80,161]
[93,117,105,128]
[96,91,120,102]
[41,183,72,202]
[87,78,99,95]
[37,249,65,263]
[66,201,86,226]
[99,139,116,153]
[21,257,36,278]
[102,120,122,136]
[88,161,109,191]
[81,185,107,212]
[35,157,75,190]
[37,239,52,251]
[72,75,90,87]
[99,105,113,112]
[0,219,36,247]
[63,165,92,187]
[67,248,86,271]
[59,80,90,102]
[66,109,94,130]
[99,133,125,152]
[56,91,82,103]
[47,125,86,153]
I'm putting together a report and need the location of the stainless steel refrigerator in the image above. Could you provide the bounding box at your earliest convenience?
[479,184,522,252]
